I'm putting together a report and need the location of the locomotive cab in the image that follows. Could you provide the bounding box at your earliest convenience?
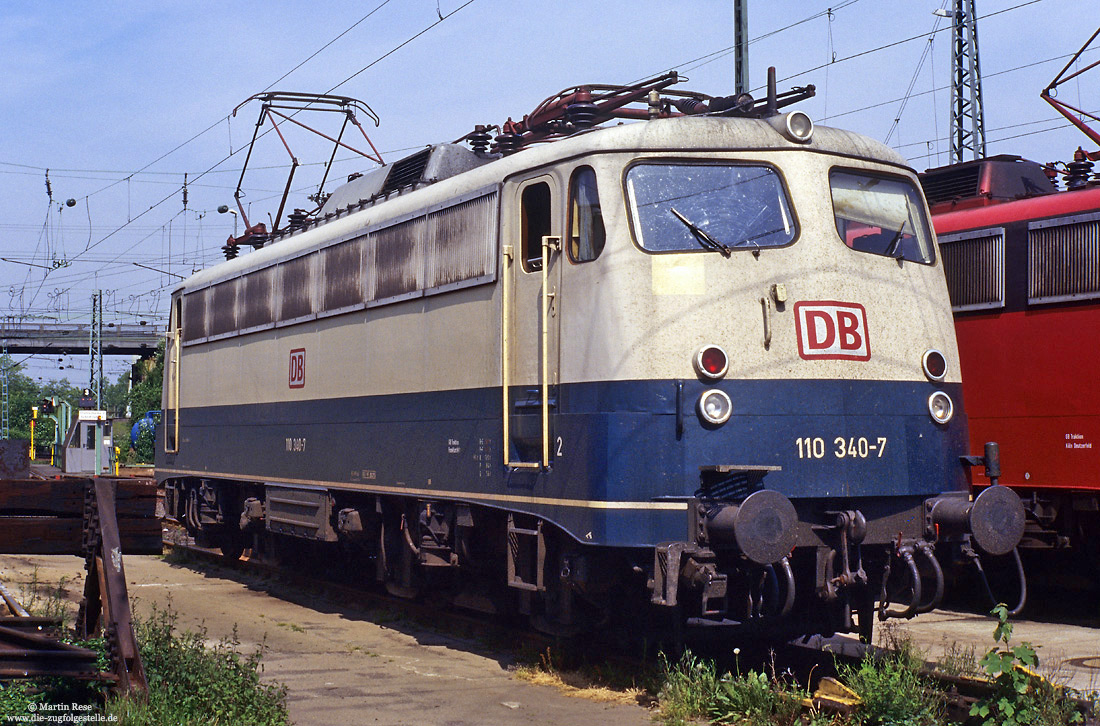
[493,116,1023,637]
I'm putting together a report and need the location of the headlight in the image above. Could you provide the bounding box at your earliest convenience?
[768,111,814,143]
[785,111,814,142]
[698,389,733,425]
[922,349,947,381]
[928,391,954,424]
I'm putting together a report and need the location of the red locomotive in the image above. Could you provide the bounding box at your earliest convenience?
[921,152,1100,567]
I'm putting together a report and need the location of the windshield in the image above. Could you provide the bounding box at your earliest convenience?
[830,170,935,264]
[625,163,797,253]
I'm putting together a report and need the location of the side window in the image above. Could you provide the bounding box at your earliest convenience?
[521,182,552,272]
[568,166,606,262]
[830,170,935,264]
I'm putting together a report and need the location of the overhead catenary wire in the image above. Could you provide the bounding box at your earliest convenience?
[74,2,399,204]
[633,0,863,85]
[10,0,408,288]
[32,3,481,303]
[3,0,1081,357]
[903,111,1100,165]
[769,0,1046,92]
[882,4,948,145]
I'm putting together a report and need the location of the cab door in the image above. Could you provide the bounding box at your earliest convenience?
[163,295,182,454]
[501,175,562,469]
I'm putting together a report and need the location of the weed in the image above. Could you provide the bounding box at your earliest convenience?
[275,621,305,633]
[656,650,810,726]
[936,639,980,678]
[970,603,1086,726]
[711,668,805,726]
[14,568,74,630]
[657,651,722,726]
[838,651,943,725]
[0,638,109,720]
[0,681,43,718]
[105,603,289,725]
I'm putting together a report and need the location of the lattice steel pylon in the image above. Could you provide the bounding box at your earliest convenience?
[950,0,987,162]
[1,345,9,440]
[89,291,103,408]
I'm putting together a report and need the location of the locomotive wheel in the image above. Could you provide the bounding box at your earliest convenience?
[219,530,246,562]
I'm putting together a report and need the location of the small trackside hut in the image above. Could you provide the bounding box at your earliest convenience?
[157,71,1026,641]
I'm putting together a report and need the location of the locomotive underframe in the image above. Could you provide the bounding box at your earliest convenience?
[1013,488,1100,553]
[163,474,986,639]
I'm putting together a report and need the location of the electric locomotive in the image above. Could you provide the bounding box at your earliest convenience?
[157,72,1025,640]
[923,152,1100,569]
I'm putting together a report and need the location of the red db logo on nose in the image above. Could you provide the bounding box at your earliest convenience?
[794,302,870,361]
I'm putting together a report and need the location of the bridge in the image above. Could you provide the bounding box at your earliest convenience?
[0,322,165,357]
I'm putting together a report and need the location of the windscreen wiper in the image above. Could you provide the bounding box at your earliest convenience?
[669,207,731,257]
[884,225,906,258]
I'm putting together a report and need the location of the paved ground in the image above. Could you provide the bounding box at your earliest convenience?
[4,551,1098,724]
[0,553,654,726]
[896,607,1100,693]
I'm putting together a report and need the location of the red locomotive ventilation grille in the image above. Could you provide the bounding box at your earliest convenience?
[1027,214,1100,304]
[938,229,1006,312]
[920,165,980,205]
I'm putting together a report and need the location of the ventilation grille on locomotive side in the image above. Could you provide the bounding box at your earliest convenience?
[1028,212,1100,304]
[938,228,1005,311]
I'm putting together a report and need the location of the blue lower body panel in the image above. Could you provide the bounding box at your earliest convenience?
[157,378,968,548]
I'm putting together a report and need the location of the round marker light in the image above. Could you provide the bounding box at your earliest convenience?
[693,345,729,379]
[922,349,947,381]
[928,391,954,424]
[698,389,733,425]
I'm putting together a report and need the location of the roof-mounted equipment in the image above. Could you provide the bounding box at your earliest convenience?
[1041,27,1100,162]
[463,67,815,156]
[224,92,384,259]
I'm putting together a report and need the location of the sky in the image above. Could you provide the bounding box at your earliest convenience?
[0,0,1094,383]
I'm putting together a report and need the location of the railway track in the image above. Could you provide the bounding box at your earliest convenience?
[160,530,1098,724]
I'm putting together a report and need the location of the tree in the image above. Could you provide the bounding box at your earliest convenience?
[1,355,39,441]
[27,376,84,454]
[128,342,164,422]
[103,368,130,418]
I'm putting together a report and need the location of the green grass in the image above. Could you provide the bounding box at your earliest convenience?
[105,604,289,725]
[655,640,941,726]
[1,573,289,726]
[835,650,944,726]
[657,650,809,726]
[275,621,305,633]
[17,567,74,630]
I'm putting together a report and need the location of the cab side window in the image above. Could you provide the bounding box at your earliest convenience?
[568,166,606,262]
[521,182,552,272]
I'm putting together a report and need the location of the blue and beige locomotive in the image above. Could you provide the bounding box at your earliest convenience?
[157,73,1024,640]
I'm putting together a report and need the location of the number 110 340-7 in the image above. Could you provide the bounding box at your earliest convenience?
[796,436,887,459]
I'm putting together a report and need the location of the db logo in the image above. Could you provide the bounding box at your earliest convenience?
[289,348,306,388]
[794,302,871,361]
